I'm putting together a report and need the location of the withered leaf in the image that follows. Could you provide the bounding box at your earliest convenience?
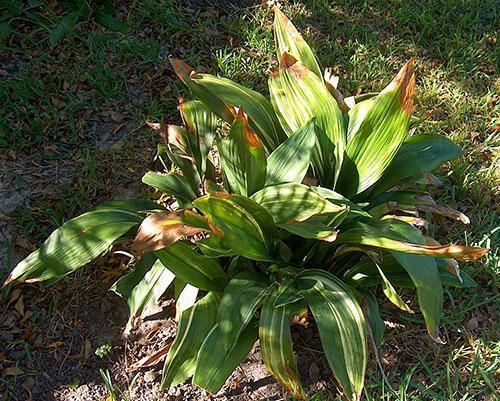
[132,211,204,255]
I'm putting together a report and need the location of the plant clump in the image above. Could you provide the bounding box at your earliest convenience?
[4,6,489,401]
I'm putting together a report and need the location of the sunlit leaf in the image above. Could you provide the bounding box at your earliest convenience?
[251,183,348,224]
[266,119,316,185]
[189,73,286,150]
[193,323,257,393]
[273,6,322,79]
[170,59,236,122]
[178,100,217,177]
[336,221,488,261]
[367,133,462,196]
[112,254,175,333]
[4,199,153,286]
[218,272,270,348]
[269,54,345,186]
[339,59,415,195]
[194,193,281,261]
[299,271,367,401]
[142,171,197,207]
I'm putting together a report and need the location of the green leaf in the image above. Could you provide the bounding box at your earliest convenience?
[170,59,236,122]
[4,201,147,286]
[375,259,414,313]
[359,290,385,349]
[196,235,235,258]
[367,134,462,196]
[155,241,226,291]
[273,7,322,79]
[269,54,345,186]
[193,323,257,393]
[251,183,348,225]
[279,214,344,241]
[165,124,202,193]
[266,120,316,185]
[299,272,367,401]
[161,292,220,388]
[383,221,443,338]
[393,252,442,339]
[189,73,286,150]
[274,279,302,308]
[219,110,267,196]
[193,193,281,261]
[112,254,175,333]
[339,60,415,195]
[142,171,196,207]
[93,10,131,33]
[259,290,306,399]
[218,272,270,348]
[311,186,372,219]
[178,100,217,176]
[175,283,199,320]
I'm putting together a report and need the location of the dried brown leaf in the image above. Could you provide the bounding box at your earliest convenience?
[130,340,173,370]
[132,211,203,255]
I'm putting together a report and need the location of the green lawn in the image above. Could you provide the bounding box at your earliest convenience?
[1,0,498,400]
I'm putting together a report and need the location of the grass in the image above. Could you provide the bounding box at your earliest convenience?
[0,0,498,400]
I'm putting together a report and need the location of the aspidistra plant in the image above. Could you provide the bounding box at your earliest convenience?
[4,7,488,401]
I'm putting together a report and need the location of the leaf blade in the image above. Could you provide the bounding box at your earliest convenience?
[266,120,316,185]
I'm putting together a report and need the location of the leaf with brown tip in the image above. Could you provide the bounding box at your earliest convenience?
[339,59,416,195]
[273,6,322,79]
[132,211,205,255]
[170,58,236,122]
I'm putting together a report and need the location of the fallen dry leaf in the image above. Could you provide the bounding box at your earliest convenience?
[3,366,24,376]
[14,294,25,317]
[84,338,92,360]
[130,340,173,370]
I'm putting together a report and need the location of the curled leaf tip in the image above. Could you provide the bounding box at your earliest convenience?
[391,58,415,114]
[170,58,197,82]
